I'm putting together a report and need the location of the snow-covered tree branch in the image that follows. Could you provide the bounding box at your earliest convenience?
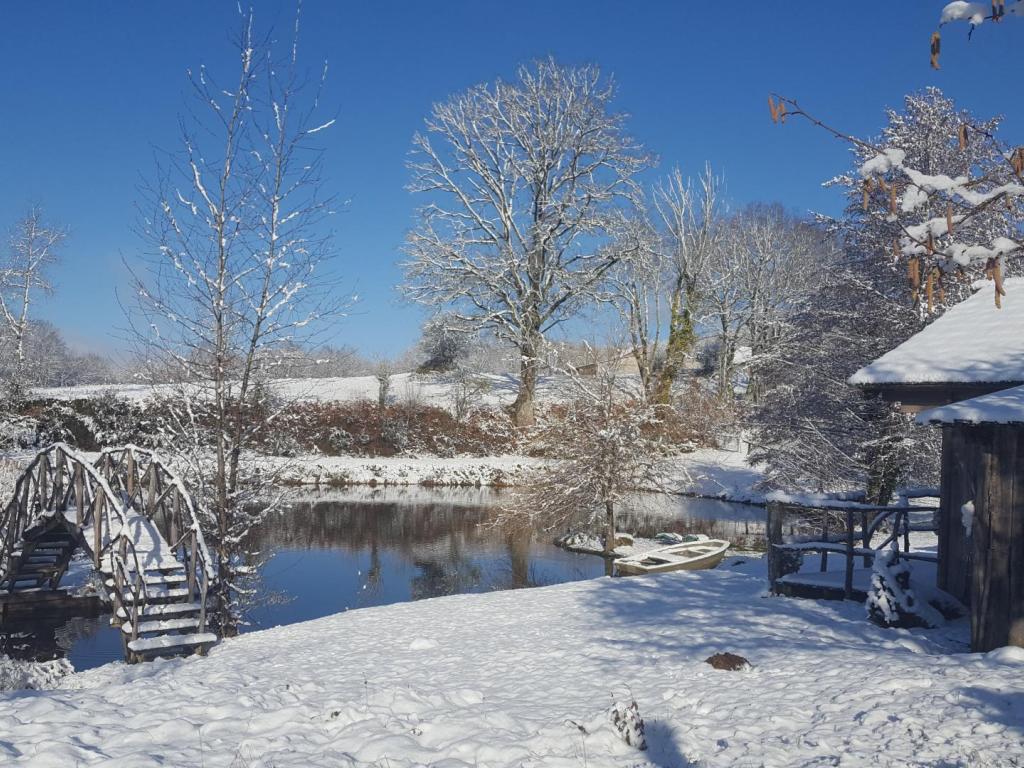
[129,7,344,635]
[771,91,1023,310]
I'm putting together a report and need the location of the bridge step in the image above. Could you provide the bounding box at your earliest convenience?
[116,601,202,621]
[31,533,76,546]
[24,556,61,566]
[16,562,63,575]
[121,617,201,636]
[127,632,217,657]
[104,572,188,590]
[109,586,191,605]
[26,546,67,556]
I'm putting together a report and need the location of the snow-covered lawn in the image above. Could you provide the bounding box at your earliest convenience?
[3,559,1021,767]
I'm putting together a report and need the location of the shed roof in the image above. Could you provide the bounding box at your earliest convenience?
[849,278,1024,387]
[917,384,1024,426]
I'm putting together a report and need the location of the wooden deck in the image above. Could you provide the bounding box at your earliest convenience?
[766,494,940,601]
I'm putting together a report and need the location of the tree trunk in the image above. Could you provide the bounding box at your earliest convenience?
[511,339,540,427]
[604,498,616,556]
[653,278,697,404]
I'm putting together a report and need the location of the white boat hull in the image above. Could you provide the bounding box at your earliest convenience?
[614,539,730,575]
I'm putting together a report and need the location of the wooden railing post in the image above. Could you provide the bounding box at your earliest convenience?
[94,493,104,568]
[766,502,783,591]
[126,450,135,499]
[861,510,871,567]
[844,510,855,600]
[147,463,158,517]
[819,516,829,572]
[75,467,84,528]
[38,455,49,513]
[198,570,208,634]
[170,492,180,552]
[188,531,198,594]
[54,450,66,512]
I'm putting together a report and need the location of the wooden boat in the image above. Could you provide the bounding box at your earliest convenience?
[614,539,731,575]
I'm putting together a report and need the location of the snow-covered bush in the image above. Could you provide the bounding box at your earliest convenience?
[325,426,354,454]
[0,413,38,450]
[866,545,944,629]
[0,655,73,692]
[607,698,646,750]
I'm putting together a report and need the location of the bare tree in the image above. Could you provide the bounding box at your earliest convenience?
[131,9,341,635]
[602,209,664,398]
[650,166,724,403]
[697,205,829,400]
[402,58,651,426]
[496,357,671,555]
[0,208,66,399]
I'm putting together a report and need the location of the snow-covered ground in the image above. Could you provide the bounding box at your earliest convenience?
[2,558,1021,767]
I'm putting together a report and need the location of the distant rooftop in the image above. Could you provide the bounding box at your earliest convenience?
[917,384,1024,426]
[849,278,1024,387]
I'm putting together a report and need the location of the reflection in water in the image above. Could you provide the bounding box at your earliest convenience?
[6,486,764,671]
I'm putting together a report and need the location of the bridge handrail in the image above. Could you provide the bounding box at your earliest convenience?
[96,445,217,582]
[0,443,148,596]
[96,445,215,636]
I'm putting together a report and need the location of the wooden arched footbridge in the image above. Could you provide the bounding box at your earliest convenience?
[0,444,217,663]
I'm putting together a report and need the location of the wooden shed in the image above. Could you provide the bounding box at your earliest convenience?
[917,387,1024,651]
[850,278,1024,652]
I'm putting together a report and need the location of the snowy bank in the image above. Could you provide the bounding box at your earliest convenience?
[260,447,765,502]
[3,559,1021,766]
[264,453,545,487]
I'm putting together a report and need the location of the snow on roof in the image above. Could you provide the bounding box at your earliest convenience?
[917,384,1024,426]
[849,278,1024,386]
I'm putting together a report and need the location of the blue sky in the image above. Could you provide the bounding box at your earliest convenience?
[1,2,1021,359]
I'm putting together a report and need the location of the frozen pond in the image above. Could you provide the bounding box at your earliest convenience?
[3,487,764,671]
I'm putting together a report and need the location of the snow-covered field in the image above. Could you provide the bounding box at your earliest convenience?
[2,558,1021,767]
[33,371,557,410]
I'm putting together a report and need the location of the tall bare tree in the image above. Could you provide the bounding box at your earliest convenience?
[1,208,66,399]
[131,9,340,634]
[602,209,664,398]
[402,58,651,426]
[650,166,723,403]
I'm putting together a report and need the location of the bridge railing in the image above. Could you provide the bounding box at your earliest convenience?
[0,443,147,596]
[96,445,216,635]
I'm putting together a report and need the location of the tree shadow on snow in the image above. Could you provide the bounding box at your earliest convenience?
[955,685,1024,734]
[644,720,694,767]
[584,567,962,667]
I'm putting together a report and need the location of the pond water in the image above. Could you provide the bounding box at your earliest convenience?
[2,487,764,671]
